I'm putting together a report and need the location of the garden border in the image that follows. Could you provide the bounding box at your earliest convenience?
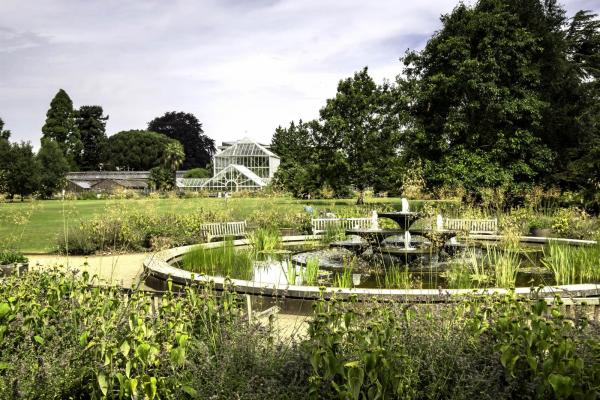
[143,235,600,302]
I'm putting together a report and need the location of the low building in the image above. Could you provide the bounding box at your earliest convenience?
[65,171,150,193]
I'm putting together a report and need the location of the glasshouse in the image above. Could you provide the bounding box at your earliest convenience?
[176,138,280,192]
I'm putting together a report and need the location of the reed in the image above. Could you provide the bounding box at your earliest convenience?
[182,238,254,280]
[301,257,320,285]
[246,227,282,253]
[542,241,600,285]
[486,245,520,288]
[383,266,413,289]
[333,257,355,288]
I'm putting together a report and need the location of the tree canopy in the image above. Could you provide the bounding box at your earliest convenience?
[76,105,108,170]
[41,89,82,169]
[105,130,183,171]
[37,138,69,198]
[148,111,215,169]
[272,0,600,207]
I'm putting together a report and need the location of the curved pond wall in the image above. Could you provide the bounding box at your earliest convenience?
[143,235,600,302]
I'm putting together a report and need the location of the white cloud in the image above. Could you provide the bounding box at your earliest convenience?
[0,0,597,148]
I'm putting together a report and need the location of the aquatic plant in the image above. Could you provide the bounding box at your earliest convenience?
[246,227,282,253]
[487,245,521,288]
[383,266,413,289]
[182,238,254,280]
[333,257,355,288]
[542,241,600,285]
[301,257,320,285]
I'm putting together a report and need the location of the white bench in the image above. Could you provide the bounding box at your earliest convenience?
[311,218,373,234]
[443,217,498,235]
[200,221,247,242]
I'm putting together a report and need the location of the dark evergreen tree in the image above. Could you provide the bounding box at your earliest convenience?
[76,105,108,170]
[147,112,215,169]
[0,119,10,192]
[37,138,69,198]
[0,117,11,140]
[105,130,181,171]
[5,142,40,200]
[41,89,82,169]
[271,120,325,197]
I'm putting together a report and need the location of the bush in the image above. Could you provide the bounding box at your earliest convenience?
[0,270,309,399]
[0,250,27,264]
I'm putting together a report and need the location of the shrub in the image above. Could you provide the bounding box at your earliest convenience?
[0,250,27,264]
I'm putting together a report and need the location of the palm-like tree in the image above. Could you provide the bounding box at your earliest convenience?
[162,141,185,171]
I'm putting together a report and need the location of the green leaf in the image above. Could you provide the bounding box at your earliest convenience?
[143,376,157,400]
[548,374,573,398]
[120,340,130,356]
[0,303,10,319]
[79,331,89,347]
[182,385,199,397]
[170,347,186,367]
[97,372,108,396]
[347,365,364,400]
[0,362,9,370]
[33,335,44,345]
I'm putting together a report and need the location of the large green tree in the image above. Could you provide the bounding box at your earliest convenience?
[75,105,108,170]
[319,68,403,202]
[147,112,215,169]
[271,120,325,197]
[105,130,181,171]
[37,138,69,198]
[400,0,600,200]
[41,89,82,169]
[5,142,40,200]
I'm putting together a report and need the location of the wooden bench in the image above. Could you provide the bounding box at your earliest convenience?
[200,221,247,242]
[311,218,373,234]
[443,217,498,235]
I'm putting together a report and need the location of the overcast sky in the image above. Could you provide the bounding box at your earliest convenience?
[1,0,598,148]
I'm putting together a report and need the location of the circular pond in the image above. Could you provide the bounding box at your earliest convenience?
[144,233,600,301]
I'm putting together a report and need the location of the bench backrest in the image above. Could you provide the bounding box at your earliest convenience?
[443,218,498,234]
[200,221,247,237]
[311,218,372,234]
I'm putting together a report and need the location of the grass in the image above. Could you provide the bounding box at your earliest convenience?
[0,197,409,253]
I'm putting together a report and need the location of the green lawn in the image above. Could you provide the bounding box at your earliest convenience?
[0,196,414,253]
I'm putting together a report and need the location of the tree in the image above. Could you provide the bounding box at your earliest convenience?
[148,112,215,169]
[37,138,69,198]
[41,89,82,169]
[105,130,181,171]
[0,117,10,140]
[319,68,403,203]
[271,120,328,197]
[400,0,567,195]
[162,141,185,172]
[183,167,211,178]
[0,118,11,192]
[5,142,40,200]
[76,105,108,170]
[149,166,175,191]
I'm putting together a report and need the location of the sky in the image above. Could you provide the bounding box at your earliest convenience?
[1,0,598,149]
